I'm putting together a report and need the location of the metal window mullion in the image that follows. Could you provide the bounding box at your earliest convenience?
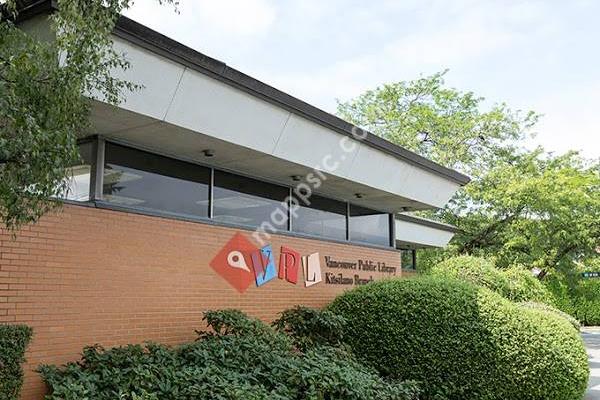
[346,202,350,241]
[288,187,293,232]
[389,213,396,248]
[92,137,105,201]
[209,168,214,219]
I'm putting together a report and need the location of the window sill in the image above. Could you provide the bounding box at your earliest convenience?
[59,199,400,252]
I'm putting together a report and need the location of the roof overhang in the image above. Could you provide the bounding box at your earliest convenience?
[395,214,457,248]
[16,1,471,213]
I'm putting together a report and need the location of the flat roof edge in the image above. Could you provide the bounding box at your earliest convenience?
[113,16,470,186]
[396,214,459,233]
[14,0,471,186]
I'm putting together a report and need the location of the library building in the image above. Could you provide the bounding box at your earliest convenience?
[4,2,469,398]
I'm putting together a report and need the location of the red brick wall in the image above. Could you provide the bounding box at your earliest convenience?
[0,204,402,400]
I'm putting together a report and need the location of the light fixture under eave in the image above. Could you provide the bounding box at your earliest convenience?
[202,149,215,157]
[354,193,364,199]
[290,175,302,182]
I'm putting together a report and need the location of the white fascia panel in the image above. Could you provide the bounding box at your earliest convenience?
[395,219,455,248]
[101,36,462,210]
[164,68,290,154]
[349,144,460,209]
[106,38,186,121]
[272,114,360,178]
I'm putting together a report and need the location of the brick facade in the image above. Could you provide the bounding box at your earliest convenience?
[0,204,403,400]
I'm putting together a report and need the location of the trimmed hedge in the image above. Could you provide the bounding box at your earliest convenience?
[0,325,33,400]
[329,276,589,400]
[429,255,552,303]
[518,301,581,330]
[40,309,420,400]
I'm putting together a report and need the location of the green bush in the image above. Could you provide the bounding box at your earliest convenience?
[39,309,420,400]
[0,324,33,400]
[518,301,581,330]
[544,273,576,315]
[429,255,552,303]
[545,272,600,326]
[329,276,589,400]
[572,279,600,326]
[272,305,347,350]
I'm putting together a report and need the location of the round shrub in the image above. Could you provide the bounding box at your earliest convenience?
[518,301,580,330]
[430,255,551,303]
[502,266,553,303]
[429,255,506,291]
[329,276,589,400]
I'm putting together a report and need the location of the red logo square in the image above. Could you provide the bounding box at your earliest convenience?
[210,233,258,293]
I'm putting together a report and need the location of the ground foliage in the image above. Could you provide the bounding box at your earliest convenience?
[39,308,420,400]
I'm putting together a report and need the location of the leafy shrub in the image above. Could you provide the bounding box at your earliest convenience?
[544,272,600,326]
[429,255,552,303]
[272,305,346,350]
[544,273,576,315]
[40,309,420,400]
[518,301,580,330]
[0,324,33,400]
[502,266,553,303]
[329,276,589,400]
[572,279,600,326]
[199,309,276,337]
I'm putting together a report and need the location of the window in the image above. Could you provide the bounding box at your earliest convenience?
[213,170,288,229]
[90,141,394,246]
[349,204,391,246]
[103,143,210,218]
[62,141,94,202]
[292,195,347,241]
[401,249,417,270]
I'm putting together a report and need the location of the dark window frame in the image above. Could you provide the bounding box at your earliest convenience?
[102,142,212,219]
[212,169,290,231]
[78,137,395,249]
[348,203,392,247]
[291,193,348,241]
[400,249,417,270]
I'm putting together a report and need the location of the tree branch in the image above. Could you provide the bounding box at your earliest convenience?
[457,207,525,254]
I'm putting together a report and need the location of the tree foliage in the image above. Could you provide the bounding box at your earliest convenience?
[0,0,175,231]
[337,70,539,174]
[444,150,599,274]
[338,71,600,275]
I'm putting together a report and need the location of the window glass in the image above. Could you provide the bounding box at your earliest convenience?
[103,143,210,218]
[349,205,390,246]
[292,195,347,241]
[401,249,416,270]
[62,141,94,202]
[213,170,288,229]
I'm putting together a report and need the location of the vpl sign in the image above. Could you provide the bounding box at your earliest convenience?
[210,233,323,293]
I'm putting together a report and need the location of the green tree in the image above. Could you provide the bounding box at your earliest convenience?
[0,0,175,231]
[338,72,600,276]
[445,150,599,276]
[337,70,539,174]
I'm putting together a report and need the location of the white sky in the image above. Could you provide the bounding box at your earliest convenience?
[126,0,600,159]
